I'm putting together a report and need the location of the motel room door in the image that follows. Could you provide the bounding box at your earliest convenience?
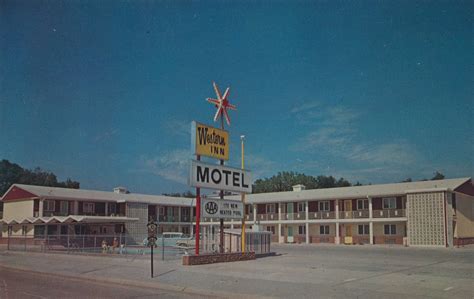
[344,200,352,219]
[345,224,353,244]
[287,226,294,243]
[287,203,293,220]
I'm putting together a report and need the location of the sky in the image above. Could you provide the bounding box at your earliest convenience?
[1,1,473,195]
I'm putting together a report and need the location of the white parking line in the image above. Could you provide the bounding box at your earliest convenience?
[443,287,454,291]
[344,278,356,282]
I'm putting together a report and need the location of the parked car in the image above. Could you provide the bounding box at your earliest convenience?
[156,232,193,248]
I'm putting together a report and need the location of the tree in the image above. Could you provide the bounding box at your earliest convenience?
[253,171,352,193]
[431,171,445,180]
[162,191,196,198]
[0,159,80,196]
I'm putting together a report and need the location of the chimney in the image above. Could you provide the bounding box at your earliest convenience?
[113,186,128,194]
[292,184,306,192]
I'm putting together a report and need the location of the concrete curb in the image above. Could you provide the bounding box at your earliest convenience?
[0,252,273,299]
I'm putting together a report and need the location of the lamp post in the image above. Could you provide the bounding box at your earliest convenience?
[241,135,246,253]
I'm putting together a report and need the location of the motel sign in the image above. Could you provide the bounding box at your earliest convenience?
[189,160,252,193]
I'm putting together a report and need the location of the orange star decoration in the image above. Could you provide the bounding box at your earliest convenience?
[206,82,237,126]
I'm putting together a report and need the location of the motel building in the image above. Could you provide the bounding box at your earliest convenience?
[0,177,473,248]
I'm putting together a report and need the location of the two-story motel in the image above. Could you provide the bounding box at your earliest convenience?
[1,177,473,247]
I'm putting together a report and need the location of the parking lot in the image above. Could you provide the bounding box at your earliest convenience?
[1,243,473,298]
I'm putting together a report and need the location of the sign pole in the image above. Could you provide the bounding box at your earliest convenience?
[151,242,154,278]
[241,135,246,253]
[219,114,225,254]
[195,155,201,255]
[147,221,157,278]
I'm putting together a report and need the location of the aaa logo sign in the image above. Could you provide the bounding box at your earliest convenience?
[201,198,243,220]
[191,121,229,160]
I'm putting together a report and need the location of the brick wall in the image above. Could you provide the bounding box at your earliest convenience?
[183,252,256,265]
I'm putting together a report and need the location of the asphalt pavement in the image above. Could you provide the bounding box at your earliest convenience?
[0,243,472,298]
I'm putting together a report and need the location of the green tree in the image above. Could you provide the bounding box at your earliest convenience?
[431,171,445,180]
[0,159,80,196]
[253,172,352,193]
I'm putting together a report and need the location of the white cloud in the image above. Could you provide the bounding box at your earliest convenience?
[290,101,321,114]
[139,149,189,184]
[94,129,118,142]
[161,119,191,137]
[346,141,418,165]
[245,154,277,180]
[291,103,420,182]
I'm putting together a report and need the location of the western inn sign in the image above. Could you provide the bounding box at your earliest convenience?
[191,121,229,161]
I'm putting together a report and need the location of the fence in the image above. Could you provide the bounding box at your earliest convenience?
[0,234,188,260]
[191,227,271,255]
[1,230,272,257]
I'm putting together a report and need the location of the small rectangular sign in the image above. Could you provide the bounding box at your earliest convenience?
[201,198,244,220]
[189,160,252,193]
[191,121,229,161]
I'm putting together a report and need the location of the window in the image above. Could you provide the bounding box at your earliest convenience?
[319,225,330,235]
[266,204,275,214]
[297,202,306,212]
[83,202,95,214]
[383,197,396,209]
[44,200,55,212]
[22,225,28,235]
[319,201,330,212]
[108,203,117,215]
[59,201,69,215]
[384,224,397,235]
[267,226,275,234]
[298,225,306,235]
[158,207,165,215]
[358,225,369,235]
[34,225,45,237]
[182,226,190,235]
[357,199,368,210]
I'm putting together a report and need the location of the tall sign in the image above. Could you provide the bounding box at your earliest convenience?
[191,121,229,161]
[190,81,248,256]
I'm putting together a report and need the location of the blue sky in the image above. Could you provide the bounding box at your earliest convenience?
[1,1,473,194]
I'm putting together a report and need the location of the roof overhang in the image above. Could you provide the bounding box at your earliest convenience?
[0,215,139,225]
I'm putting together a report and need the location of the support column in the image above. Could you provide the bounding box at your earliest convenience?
[305,201,309,244]
[39,200,44,217]
[178,207,182,233]
[105,202,109,216]
[335,200,340,244]
[278,203,282,243]
[253,204,257,224]
[368,197,373,244]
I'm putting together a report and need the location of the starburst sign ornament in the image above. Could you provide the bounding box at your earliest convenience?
[206,82,237,126]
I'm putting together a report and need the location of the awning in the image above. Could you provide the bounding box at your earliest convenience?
[0,215,139,225]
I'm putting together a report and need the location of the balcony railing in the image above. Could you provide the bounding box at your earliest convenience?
[339,210,369,219]
[308,211,335,219]
[245,214,254,221]
[257,213,278,221]
[158,215,179,222]
[180,215,191,222]
[284,212,306,220]
[373,209,405,218]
